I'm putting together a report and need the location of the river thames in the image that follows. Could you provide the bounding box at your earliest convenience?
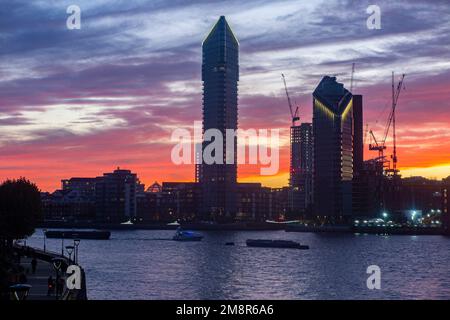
[26,229,450,300]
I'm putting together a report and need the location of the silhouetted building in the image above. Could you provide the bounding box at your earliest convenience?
[236,183,273,221]
[289,123,313,217]
[271,187,290,220]
[199,16,239,220]
[442,176,450,232]
[398,177,441,214]
[352,95,364,174]
[147,181,162,193]
[95,168,138,223]
[136,181,146,195]
[137,190,161,223]
[351,94,370,218]
[290,125,302,187]
[62,177,97,198]
[352,159,384,219]
[42,189,95,221]
[313,76,353,222]
[136,182,164,222]
[160,182,200,221]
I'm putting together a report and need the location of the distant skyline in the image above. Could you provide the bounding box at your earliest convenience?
[1,0,450,191]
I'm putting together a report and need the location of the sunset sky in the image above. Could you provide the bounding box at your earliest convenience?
[1,0,450,192]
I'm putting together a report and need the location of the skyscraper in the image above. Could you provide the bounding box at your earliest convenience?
[199,16,239,220]
[442,177,450,233]
[289,123,313,216]
[290,125,302,188]
[352,95,364,174]
[313,76,353,222]
[351,94,369,217]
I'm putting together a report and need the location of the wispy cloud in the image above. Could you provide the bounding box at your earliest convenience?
[1,0,449,190]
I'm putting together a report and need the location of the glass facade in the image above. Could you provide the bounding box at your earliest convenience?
[313,76,353,221]
[199,16,239,219]
[290,123,313,215]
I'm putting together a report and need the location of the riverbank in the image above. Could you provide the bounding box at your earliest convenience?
[11,244,87,300]
[286,224,446,235]
[38,220,449,235]
[38,221,285,231]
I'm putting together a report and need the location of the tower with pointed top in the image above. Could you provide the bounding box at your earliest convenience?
[199,16,239,220]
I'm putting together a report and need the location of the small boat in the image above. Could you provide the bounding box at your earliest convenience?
[246,239,309,249]
[45,230,111,240]
[173,228,203,241]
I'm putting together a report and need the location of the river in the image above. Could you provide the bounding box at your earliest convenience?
[26,229,450,299]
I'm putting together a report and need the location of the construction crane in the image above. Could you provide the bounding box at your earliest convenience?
[350,63,355,92]
[363,123,369,147]
[369,129,386,159]
[385,72,406,175]
[368,72,406,173]
[281,73,300,126]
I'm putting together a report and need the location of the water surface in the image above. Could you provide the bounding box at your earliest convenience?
[26,230,450,299]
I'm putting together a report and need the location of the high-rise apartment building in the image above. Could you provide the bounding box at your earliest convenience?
[199,16,239,220]
[290,123,313,216]
[313,76,353,222]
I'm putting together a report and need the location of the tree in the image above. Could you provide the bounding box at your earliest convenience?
[0,178,42,246]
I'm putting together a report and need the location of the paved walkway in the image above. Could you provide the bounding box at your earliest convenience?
[19,257,64,300]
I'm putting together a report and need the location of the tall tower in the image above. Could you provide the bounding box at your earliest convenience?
[199,16,239,220]
[442,177,450,234]
[313,76,353,222]
[289,123,313,216]
[289,125,302,188]
[352,95,364,174]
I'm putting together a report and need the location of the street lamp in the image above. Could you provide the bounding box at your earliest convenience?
[65,245,74,262]
[43,229,47,252]
[51,258,64,300]
[73,239,80,264]
[9,284,32,300]
[61,233,65,256]
[382,212,388,220]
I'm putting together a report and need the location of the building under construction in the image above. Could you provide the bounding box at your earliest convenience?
[281,74,313,218]
[289,123,313,217]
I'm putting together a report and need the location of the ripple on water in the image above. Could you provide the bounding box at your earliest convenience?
[26,230,450,299]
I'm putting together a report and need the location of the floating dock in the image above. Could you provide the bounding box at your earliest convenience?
[246,239,309,249]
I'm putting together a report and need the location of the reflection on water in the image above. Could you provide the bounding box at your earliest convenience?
[26,230,450,299]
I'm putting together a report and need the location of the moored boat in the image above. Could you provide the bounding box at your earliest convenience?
[246,239,309,249]
[45,230,111,240]
[173,228,203,241]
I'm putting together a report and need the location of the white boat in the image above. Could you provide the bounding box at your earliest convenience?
[173,228,203,241]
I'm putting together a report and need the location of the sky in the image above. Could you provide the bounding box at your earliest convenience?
[1,0,450,192]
